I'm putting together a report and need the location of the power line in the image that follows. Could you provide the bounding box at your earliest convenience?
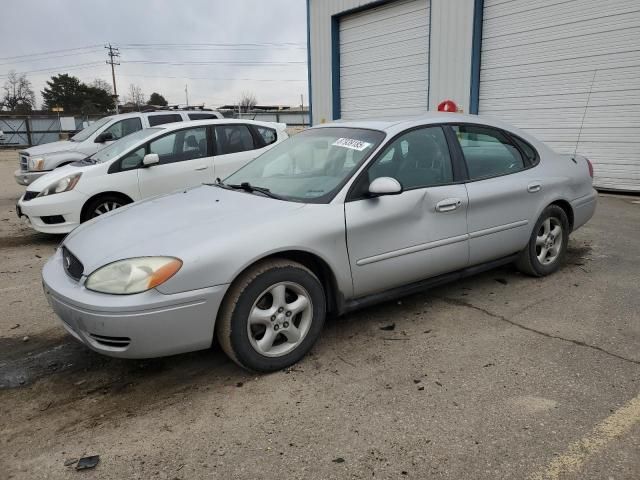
[0,45,102,62]
[122,60,306,66]
[0,49,103,66]
[0,62,104,78]
[120,42,305,48]
[118,72,306,82]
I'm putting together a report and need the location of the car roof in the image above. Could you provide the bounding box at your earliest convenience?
[156,118,287,131]
[105,110,222,121]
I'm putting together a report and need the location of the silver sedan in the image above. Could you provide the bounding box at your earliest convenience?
[42,113,597,371]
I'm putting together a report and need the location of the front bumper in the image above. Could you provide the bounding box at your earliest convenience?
[14,169,49,186]
[17,190,88,234]
[42,248,229,359]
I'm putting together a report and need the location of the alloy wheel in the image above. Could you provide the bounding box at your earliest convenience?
[93,201,122,217]
[536,217,563,265]
[247,281,313,357]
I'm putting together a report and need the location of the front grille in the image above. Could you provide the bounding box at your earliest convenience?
[62,246,84,281]
[89,333,131,349]
[19,153,28,171]
[22,191,39,201]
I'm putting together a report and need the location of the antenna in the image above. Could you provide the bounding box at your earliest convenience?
[574,69,597,158]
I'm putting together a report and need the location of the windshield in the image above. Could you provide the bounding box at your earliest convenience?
[92,128,163,163]
[70,116,112,142]
[225,127,385,203]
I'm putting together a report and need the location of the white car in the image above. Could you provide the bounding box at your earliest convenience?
[14,109,223,186]
[16,119,287,234]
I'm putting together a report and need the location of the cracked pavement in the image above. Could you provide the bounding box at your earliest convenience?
[0,150,638,479]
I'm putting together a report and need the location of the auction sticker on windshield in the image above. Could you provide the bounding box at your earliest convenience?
[332,138,372,151]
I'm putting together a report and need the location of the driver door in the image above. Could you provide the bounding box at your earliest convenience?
[138,126,214,198]
[345,126,469,297]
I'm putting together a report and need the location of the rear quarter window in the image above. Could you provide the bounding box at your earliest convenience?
[148,114,183,127]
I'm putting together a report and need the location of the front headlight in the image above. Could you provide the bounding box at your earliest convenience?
[37,173,82,197]
[85,257,183,295]
[28,157,45,171]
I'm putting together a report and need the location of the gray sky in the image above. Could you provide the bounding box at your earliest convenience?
[0,0,308,109]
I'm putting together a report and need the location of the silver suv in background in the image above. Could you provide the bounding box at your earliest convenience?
[14,109,223,186]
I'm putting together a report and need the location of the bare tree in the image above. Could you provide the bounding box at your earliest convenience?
[90,78,113,95]
[238,91,257,113]
[1,70,36,112]
[127,83,146,108]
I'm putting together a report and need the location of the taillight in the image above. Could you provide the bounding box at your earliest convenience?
[586,158,594,178]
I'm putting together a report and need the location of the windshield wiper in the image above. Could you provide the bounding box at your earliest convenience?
[214,179,282,200]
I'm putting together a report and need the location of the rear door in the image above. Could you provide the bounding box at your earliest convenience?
[449,124,542,265]
[345,125,469,297]
[137,126,214,198]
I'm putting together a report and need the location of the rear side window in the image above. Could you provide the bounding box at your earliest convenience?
[452,125,524,180]
[255,126,278,146]
[188,113,219,120]
[214,125,255,155]
[103,117,142,140]
[148,114,183,127]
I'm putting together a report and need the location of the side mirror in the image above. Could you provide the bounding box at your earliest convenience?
[368,177,403,197]
[142,153,160,167]
[95,131,114,143]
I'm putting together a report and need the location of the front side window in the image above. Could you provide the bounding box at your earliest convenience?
[215,125,255,154]
[104,117,143,140]
[225,127,385,203]
[120,147,146,170]
[365,126,454,191]
[452,125,524,180]
[148,127,208,164]
[148,114,183,127]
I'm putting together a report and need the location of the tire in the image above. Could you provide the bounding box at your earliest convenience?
[516,204,570,277]
[217,259,326,372]
[82,194,130,222]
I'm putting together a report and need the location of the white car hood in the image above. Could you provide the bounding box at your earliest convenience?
[63,185,306,274]
[23,140,79,157]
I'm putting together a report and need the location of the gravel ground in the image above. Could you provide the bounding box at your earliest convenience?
[0,148,638,479]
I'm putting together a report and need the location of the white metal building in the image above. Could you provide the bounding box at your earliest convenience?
[307,0,640,191]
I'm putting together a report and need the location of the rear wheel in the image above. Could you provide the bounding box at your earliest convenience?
[217,259,326,372]
[82,194,131,222]
[516,204,569,277]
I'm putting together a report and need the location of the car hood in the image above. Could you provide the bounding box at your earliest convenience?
[63,185,307,274]
[26,163,88,192]
[24,140,78,157]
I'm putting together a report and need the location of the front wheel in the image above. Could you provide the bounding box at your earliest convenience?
[82,194,130,222]
[216,259,326,372]
[516,205,570,277]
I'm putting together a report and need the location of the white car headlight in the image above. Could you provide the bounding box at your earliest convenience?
[28,157,45,171]
[37,173,82,197]
[85,257,183,295]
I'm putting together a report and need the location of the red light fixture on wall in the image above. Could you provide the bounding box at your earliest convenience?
[437,99,458,112]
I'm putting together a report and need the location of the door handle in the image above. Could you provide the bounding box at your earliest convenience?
[194,167,208,171]
[527,182,542,193]
[435,198,462,213]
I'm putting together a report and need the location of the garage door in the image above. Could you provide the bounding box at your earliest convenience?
[339,0,430,120]
[479,0,640,191]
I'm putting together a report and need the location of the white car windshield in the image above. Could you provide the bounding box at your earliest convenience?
[70,117,111,142]
[224,127,385,203]
[92,128,163,163]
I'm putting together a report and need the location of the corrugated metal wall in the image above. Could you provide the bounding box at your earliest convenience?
[428,0,474,112]
[479,0,640,191]
[339,0,430,119]
[309,0,475,124]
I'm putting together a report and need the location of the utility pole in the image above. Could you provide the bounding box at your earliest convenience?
[185,84,189,107]
[105,44,120,113]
